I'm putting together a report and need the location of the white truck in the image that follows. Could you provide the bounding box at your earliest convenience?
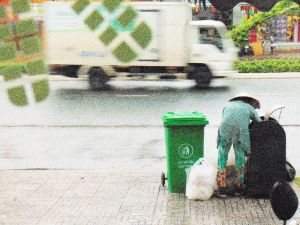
[43,1,237,89]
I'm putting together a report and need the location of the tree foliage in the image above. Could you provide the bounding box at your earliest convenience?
[229,0,300,47]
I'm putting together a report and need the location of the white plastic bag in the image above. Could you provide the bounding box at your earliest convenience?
[185,158,217,200]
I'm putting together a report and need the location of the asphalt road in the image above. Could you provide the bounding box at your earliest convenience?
[1,76,299,126]
[0,76,299,172]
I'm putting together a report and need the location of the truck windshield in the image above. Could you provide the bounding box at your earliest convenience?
[199,27,224,51]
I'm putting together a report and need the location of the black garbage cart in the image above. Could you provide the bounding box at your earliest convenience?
[246,106,288,198]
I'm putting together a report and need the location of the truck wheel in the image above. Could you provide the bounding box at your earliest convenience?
[190,66,212,88]
[88,67,110,90]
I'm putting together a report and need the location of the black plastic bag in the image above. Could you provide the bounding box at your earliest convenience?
[270,181,298,222]
[285,161,296,182]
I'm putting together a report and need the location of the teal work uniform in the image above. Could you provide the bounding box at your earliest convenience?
[217,100,262,189]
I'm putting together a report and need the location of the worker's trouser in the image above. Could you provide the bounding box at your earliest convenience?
[217,137,246,189]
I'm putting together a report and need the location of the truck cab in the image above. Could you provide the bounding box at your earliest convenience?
[187,20,238,86]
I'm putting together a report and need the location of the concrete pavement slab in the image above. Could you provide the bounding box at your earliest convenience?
[0,170,298,225]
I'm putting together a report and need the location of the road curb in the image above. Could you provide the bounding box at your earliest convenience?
[228,72,300,79]
[47,73,300,81]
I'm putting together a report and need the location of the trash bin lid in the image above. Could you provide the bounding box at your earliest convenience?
[162,112,209,126]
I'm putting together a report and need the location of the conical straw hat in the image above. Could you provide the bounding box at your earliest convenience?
[229,92,260,108]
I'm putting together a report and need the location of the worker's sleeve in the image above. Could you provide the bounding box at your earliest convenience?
[250,107,262,123]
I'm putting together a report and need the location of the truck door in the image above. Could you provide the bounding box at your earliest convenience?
[199,27,224,51]
[190,26,225,61]
[189,25,237,74]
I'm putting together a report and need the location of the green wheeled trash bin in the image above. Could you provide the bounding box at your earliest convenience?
[162,112,209,193]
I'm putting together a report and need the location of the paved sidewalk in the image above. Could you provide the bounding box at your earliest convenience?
[0,170,299,225]
[239,52,300,60]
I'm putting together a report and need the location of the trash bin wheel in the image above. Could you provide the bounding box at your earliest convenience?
[161,172,167,187]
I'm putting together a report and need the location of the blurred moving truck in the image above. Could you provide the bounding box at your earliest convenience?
[44,1,238,89]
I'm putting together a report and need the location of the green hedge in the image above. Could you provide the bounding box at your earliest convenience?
[295,177,300,187]
[0,63,26,74]
[234,58,300,73]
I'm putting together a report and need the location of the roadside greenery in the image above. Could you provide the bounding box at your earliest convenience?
[295,177,300,187]
[234,58,300,73]
[229,0,300,47]
[0,63,26,74]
